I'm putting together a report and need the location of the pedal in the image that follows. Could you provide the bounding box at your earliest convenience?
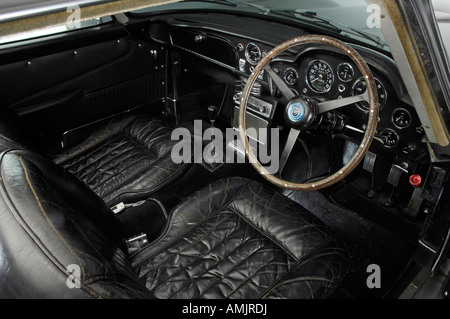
[387,164,408,187]
[386,164,409,206]
[363,151,377,173]
[363,151,378,198]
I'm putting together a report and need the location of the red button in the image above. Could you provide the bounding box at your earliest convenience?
[410,174,422,187]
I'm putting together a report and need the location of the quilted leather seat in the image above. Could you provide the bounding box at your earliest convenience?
[132,178,349,299]
[52,115,189,206]
[0,112,189,206]
[0,150,348,299]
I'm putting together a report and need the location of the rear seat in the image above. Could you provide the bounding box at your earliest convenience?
[0,109,190,206]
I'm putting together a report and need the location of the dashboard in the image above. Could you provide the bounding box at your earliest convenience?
[234,40,426,159]
[150,15,427,162]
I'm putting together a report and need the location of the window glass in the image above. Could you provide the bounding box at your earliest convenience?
[0,16,112,44]
[432,0,450,59]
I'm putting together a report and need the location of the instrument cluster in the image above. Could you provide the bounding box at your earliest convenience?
[236,42,424,157]
[270,55,389,113]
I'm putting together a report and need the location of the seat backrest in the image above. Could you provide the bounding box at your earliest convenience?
[0,150,152,298]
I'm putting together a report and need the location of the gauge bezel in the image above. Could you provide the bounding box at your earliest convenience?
[337,62,355,83]
[391,108,412,130]
[379,128,400,149]
[352,77,387,112]
[305,59,335,94]
[284,67,299,86]
[245,43,262,66]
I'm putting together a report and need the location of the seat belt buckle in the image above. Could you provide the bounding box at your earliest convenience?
[126,233,149,255]
[111,202,126,214]
[111,200,146,214]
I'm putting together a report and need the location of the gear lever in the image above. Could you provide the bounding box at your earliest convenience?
[208,105,218,140]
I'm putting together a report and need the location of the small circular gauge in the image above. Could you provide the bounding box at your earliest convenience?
[306,60,334,93]
[284,68,299,86]
[352,77,387,111]
[245,43,262,65]
[379,128,400,148]
[337,62,354,83]
[392,108,412,129]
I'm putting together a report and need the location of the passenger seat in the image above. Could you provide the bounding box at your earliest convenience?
[0,110,190,206]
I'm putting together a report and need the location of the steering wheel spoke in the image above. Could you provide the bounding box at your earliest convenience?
[278,128,301,175]
[317,91,369,114]
[264,64,296,101]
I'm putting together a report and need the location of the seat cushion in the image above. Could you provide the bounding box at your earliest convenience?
[131,177,349,299]
[0,150,348,299]
[53,115,190,206]
[0,150,153,299]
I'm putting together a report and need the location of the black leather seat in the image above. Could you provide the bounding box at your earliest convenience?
[52,115,189,206]
[0,112,189,206]
[0,150,348,299]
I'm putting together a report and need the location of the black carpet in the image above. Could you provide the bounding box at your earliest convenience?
[284,188,417,298]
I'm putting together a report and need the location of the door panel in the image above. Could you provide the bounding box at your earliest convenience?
[0,28,166,152]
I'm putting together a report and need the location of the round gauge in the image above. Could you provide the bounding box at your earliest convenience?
[306,60,334,93]
[352,77,387,111]
[337,62,355,83]
[392,108,412,129]
[284,68,299,86]
[245,43,262,65]
[379,128,400,148]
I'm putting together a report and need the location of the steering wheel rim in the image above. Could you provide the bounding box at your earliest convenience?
[238,35,379,191]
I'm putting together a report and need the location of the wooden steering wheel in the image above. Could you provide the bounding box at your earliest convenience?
[238,35,379,191]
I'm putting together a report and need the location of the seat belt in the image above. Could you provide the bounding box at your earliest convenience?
[126,233,150,255]
[110,200,146,214]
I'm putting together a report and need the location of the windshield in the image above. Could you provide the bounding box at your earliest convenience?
[133,0,389,51]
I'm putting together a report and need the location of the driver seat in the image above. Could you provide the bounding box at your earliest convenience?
[0,150,348,299]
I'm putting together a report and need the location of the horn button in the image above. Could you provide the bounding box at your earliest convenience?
[285,98,318,130]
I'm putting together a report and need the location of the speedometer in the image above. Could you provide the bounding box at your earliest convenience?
[306,60,334,93]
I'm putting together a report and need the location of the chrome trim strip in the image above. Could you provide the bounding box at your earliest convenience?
[419,239,437,254]
[0,0,106,23]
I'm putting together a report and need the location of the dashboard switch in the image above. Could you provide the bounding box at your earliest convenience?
[410,174,423,187]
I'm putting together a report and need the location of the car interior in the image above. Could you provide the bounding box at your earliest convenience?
[0,1,449,299]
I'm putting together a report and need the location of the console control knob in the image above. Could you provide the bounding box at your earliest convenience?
[410,174,422,187]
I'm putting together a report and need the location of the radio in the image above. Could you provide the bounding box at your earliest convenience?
[233,91,274,118]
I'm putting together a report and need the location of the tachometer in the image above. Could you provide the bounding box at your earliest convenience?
[352,77,387,111]
[306,60,334,93]
[245,43,262,65]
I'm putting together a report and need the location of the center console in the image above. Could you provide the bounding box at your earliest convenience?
[229,79,277,156]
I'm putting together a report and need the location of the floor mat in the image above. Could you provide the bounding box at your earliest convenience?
[284,189,417,298]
